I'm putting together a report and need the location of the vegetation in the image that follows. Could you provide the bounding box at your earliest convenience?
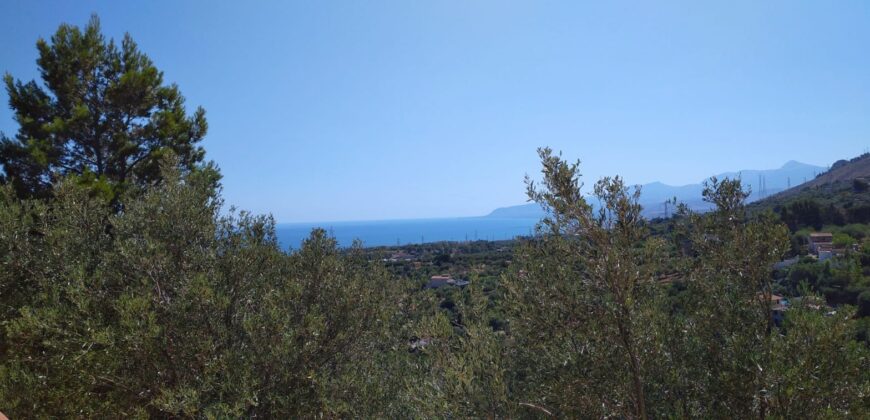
[496,151,868,417]
[1,19,868,418]
[0,162,405,417]
[0,16,212,201]
[753,179,870,230]
[747,173,870,345]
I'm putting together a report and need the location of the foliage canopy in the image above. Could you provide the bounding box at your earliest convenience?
[0,16,210,200]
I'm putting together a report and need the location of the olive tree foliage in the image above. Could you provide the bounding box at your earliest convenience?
[766,301,869,418]
[0,159,404,418]
[405,280,513,418]
[664,177,792,416]
[0,16,211,200]
[669,178,868,417]
[504,147,667,418]
[0,146,866,417]
[500,148,869,418]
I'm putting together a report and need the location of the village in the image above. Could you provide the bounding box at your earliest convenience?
[769,230,865,325]
[373,225,867,334]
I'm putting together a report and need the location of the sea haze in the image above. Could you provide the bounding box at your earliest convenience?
[276,217,540,249]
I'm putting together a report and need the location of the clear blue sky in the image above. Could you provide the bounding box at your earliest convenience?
[1,1,868,222]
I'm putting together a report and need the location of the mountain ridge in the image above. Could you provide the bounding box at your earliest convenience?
[764,153,870,200]
[486,159,827,219]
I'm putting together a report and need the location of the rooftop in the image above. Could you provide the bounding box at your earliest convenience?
[809,232,833,240]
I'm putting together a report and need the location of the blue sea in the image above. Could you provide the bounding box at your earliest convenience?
[276,217,541,249]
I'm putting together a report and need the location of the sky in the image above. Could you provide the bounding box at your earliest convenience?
[1,1,869,222]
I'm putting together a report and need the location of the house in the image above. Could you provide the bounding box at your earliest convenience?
[772,303,788,326]
[409,337,432,352]
[808,232,833,254]
[703,233,721,243]
[789,296,827,311]
[384,251,415,262]
[814,242,847,262]
[425,275,453,289]
[818,248,833,262]
[770,294,785,306]
[424,275,469,289]
[765,294,789,326]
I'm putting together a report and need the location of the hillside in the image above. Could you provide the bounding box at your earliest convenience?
[769,153,870,199]
[747,153,870,229]
[748,179,870,218]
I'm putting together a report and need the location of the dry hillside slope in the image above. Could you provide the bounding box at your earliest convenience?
[771,153,870,199]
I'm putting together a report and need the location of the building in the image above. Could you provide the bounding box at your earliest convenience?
[409,337,432,352]
[818,248,834,262]
[385,251,415,262]
[425,275,452,289]
[424,275,469,289]
[772,303,789,326]
[808,232,833,254]
[790,296,827,312]
[767,294,789,326]
[770,294,785,306]
[813,241,846,262]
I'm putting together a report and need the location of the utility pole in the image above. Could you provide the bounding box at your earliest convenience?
[758,174,762,198]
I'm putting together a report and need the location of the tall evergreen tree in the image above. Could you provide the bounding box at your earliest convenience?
[0,15,209,199]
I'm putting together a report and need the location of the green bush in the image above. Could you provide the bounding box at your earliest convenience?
[0,163,405,417]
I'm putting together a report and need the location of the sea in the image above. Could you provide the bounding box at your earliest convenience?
[275,217,541,249]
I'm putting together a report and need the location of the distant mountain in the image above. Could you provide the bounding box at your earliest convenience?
[719,160,828,201]
[485,160,827,219]
[486,203,547,219]
[748,153,870,223]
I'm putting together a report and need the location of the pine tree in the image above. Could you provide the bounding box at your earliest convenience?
[0,15,210,199]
